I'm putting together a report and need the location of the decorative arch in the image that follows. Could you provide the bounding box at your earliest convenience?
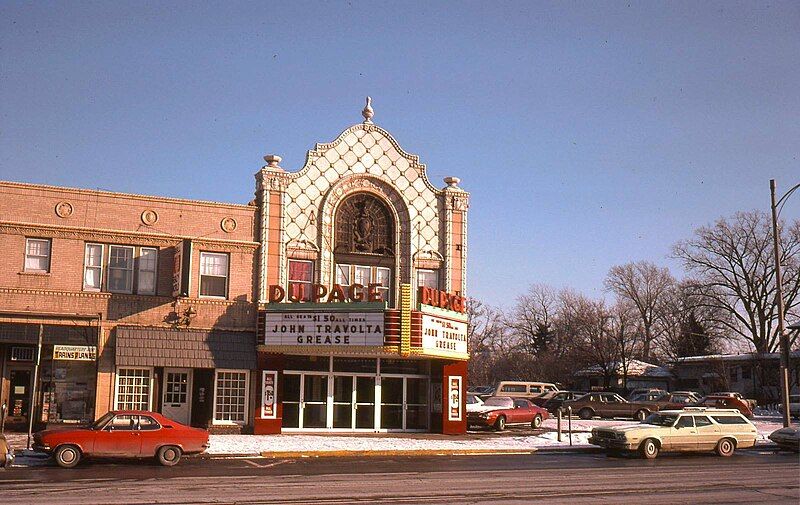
[334,193,394,256]
[318,175,412,298]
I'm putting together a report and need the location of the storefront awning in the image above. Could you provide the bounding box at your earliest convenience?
[116,326,256,369]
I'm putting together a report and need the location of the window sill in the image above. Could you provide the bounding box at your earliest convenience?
[18,271,50,277]
[199,295,229,301]
[211,420,245,426]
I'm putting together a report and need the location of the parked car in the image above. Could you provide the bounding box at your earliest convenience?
[466,393,485,413]
[709,392,757,410]
[33,410,209,468]
[768,427,800,452]
[589,407,757,459]
[627,388,667,403]
[785,394,800,419]
[493,381,560,401]
[564,392,659,421]
[467,396,549,431]
[643,391,702,410]
[694,395,754,419]
[0,433,13,468]
[542,391,587,413]
[469,385,495,399]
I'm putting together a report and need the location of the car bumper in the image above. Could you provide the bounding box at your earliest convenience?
[32,442,52,454]
[588,437,635,450]
[467,417,493,427]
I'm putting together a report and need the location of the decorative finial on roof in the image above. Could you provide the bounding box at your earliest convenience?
[362,96,374,124]
[444,176,461,188]
[263,154,283,170]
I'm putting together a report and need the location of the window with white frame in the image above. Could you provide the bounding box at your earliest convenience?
[214,370,249,424]
[84,244,104,291]
[137,247,158,295]
[115,368,152,410]
[107,245,134,293]
[200,252,229,298]
[335,263,392,304]
[25,238,51,272]
[417,269,439,290]
[288,259,313,301]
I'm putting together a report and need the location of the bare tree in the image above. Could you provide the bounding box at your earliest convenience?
[506,284,558,356]
[673,211,800,353]
[605,261,675,359]
[609,300,643,389]
[466,299,507,386]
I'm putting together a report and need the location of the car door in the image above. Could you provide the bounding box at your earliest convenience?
[512,399,528,423]
[668,414,697,451]
[136,415,165,457]
[693,415,719,450]
[92,414,143,456]
[602,394,624,417]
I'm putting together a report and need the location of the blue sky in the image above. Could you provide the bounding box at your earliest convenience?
[1,1,798,308]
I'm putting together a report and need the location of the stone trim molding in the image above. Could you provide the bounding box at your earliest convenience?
[1,221,259,251]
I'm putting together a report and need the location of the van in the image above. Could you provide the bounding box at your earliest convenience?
[493,381,560,400]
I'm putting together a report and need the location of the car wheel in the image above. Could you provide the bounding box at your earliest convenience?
[531,414,543,429]
[578,408,593,420]
[715,438,736,457]
[494,416,506,431]
[156,445,182,466]
[54,445,81,468]
[635,409,649,422]
[639,439,659,459]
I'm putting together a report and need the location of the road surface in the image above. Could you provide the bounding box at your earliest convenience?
[1,449,797,504]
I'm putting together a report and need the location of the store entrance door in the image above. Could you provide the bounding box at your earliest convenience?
[8,369,32,428]
[380,376,429,431]
[162,368,192,425]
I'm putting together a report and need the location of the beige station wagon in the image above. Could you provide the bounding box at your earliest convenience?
[589,407,757,459]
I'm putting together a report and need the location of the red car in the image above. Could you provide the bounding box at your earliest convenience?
[694,395,754,419]
[467,396,549,431]
[33,410,209,468]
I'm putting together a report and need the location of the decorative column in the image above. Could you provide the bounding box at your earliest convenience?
[441,177,470,296]
[254,155,289,303]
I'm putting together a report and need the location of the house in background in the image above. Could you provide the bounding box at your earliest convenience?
[572,359,672,393]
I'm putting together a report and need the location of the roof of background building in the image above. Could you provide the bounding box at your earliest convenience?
[575,359,672,378]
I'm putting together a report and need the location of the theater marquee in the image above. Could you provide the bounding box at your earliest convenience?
[262,311,384,346]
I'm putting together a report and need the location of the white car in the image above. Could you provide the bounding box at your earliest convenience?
[466,393,485,413]
[789,394,800,419]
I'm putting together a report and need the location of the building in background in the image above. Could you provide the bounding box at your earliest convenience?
[0,182,259,433]
[253,101,470,434]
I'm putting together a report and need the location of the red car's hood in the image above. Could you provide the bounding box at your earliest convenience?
[36,427,91,439]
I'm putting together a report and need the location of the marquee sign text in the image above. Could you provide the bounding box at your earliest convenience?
[263,311,384,346]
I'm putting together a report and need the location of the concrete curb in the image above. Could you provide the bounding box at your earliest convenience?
[258,448,538,458]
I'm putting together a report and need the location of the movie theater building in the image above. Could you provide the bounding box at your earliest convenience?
[253,102,470,434]
[0,181,258,433]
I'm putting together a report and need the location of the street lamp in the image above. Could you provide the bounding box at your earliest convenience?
[769,179,800,428]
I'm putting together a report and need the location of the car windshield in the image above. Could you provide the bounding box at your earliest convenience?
[484,397,514,408]
[90,411,115,430]
[643,413,678,426]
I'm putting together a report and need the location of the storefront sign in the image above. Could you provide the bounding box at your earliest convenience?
[419,286,466,313]
[448,376,462,421]
[172,239,192,297]
[263,311,384,346]
[269,283,384,304]
[261,371,278,419]
[53,345,97,361]
[421,313,468,359]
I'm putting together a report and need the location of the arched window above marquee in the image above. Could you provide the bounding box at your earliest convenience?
[334,193,394,256]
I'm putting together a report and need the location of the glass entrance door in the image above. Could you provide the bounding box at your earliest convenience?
[380,376,429,431]
[332,376,353,429]
[302,374,328,429]
[282,373,301,428]
[354,376,375,429]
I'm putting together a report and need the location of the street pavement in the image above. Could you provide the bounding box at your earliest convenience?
[1,449,797,504]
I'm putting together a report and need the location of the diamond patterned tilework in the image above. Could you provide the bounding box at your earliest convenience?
[279,124,443,253]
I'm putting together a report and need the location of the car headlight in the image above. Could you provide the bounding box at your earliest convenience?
[616,432,627,440]
[478,412,489,419]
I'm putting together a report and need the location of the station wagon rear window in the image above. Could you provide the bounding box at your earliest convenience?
[501,385,527,393]
[711,415,748,424]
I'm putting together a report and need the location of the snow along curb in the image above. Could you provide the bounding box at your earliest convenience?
[258,448,538,458]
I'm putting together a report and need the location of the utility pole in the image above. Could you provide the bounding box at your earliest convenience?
[770,179,792,428]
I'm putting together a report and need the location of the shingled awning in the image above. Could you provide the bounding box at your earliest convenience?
[115,326,256,369]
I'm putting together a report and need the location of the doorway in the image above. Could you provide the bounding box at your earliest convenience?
[7,368,32,428]
[161,368,192,425]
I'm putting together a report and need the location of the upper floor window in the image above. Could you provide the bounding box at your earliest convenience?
[417,269,439,290]
[83,243,159,295]
[108,245,134,293]
[288,259,313,301]
[200,252,229,298]
[25,238,51,273]
[336,264,391,304]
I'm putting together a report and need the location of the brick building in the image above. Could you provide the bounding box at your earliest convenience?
[0,100,471,434]
[0,181,259,433]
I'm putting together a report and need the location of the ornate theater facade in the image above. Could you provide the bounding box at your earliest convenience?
[253,101,470,434]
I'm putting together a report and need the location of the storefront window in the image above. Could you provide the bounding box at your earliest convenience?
[213,369,249,424]
[115,368,152,411]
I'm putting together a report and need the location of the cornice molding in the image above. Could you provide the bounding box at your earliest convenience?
[0,180,254,211]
